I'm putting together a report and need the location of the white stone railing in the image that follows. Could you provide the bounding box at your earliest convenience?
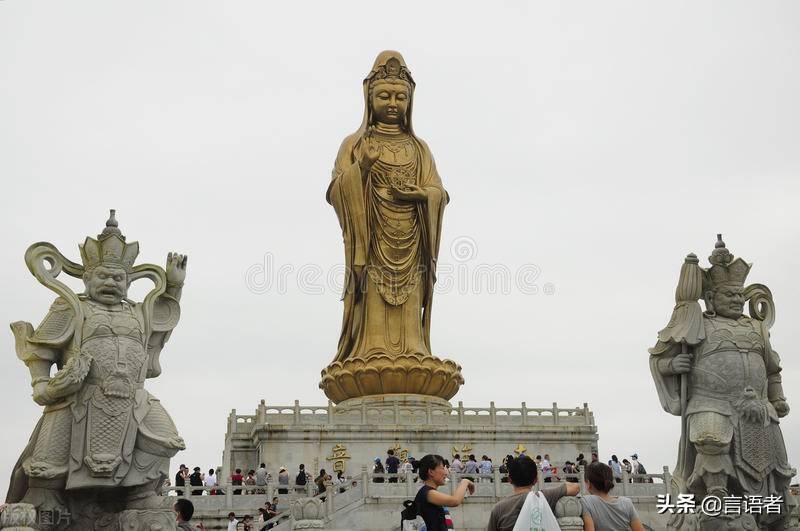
[227,400,595,434]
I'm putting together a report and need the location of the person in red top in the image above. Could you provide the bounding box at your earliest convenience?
[231,468,244,495]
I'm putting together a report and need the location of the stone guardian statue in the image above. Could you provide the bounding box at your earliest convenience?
[5,210,187,530]
[650,236,796,530]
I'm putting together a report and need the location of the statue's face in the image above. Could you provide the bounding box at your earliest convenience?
[84,265,128,305]
[370,81,409,125]
[712,285,745,319]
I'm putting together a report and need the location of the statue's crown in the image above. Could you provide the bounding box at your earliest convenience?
[706,234,751,289]
[79,210,139,272]
[368,57,414,88]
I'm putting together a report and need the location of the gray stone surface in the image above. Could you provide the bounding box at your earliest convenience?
[650,236,797,530]
[4,211,187,530]
[223,395,597,483]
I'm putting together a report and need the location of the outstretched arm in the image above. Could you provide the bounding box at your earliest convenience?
[146,253,187,377]
[427,479,475,508]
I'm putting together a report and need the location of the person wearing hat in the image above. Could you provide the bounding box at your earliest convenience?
[189,466,204,495]
[630,454,647,483]
[277,466,289,494]
[372,457,385,483]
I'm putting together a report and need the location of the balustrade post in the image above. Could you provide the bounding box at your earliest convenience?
[621,470,629,495]
[225,480,233,508]
[489,401,496,424]
[458,401,464,425]
[552,402,559,425]
[293,400,301,425]
[325,479,334,514]
[362,465,369,497]
[406,471,414,497]
[493,468,501,497]
[662,465,672,496]
[328,400,334,424]
[583,402,590,425]
[521,402,528,426]
[228,409,237,433]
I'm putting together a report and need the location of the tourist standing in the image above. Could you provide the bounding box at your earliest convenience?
[295,464,308,493]
[399,457,413,480]
[204,468,218,494]
[231,468,244,495]
[581,462,645,531]
[315,469,331,498]
[487,455,582,531]
[464,454,478,481]
[256,463,268,493]
[244,469,257,494]
[175,464,188,496]
[386,449,401,483]
[479,455,493,481]
[373,457,386,483]
[450,454,463,475]
[226,512,239,531]
[189,467,203,495]
[276,466,289,494]
[414,454,474,531]
[609,455,623,483]
[542,454,553,483]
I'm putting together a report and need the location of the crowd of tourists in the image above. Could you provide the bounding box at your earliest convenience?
[168,450,650,530]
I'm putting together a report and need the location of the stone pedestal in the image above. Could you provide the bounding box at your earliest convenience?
[223,395,598,481]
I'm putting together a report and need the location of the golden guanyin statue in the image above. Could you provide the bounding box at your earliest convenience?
[320,51,463,403]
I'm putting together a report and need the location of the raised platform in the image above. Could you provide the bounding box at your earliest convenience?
[222,395,598,482]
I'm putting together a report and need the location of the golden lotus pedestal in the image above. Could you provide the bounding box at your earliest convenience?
[318,352,464,404]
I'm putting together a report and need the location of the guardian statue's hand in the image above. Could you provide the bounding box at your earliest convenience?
[166,252,188,286]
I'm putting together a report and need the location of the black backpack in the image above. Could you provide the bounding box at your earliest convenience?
[296,471,307,485]
[400,499,418,529]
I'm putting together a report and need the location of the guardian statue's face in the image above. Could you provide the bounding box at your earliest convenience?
[370,81,410,126]
[84,265,128,305]
[712,285,745,319]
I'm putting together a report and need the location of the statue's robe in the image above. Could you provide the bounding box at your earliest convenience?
[327,132,446,362]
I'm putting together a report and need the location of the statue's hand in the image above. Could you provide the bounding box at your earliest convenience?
[669,353,692,374]
[166,252,188,286]
[32,382,56,406]
[773,400,790,418]
[359,128,382,171]
[391,183,427,202]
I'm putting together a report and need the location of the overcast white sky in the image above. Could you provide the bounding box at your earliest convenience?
[1,1,799,499]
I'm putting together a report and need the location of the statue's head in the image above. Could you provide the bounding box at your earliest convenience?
[79,210,138,306]
[704,235,751,319]
[365,52,415,129]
